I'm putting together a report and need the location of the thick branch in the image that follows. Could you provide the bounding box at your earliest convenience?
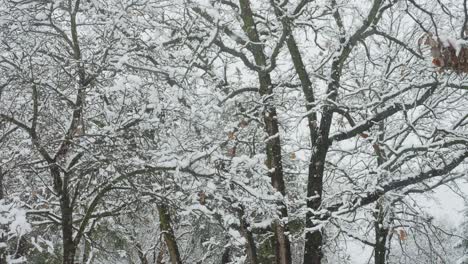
[330,82,438,143]
[326,150,468,216]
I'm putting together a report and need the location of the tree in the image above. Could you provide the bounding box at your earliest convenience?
[1,0,467,263]
[189,0,467,263]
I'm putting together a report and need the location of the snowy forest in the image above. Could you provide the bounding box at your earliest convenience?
[0,0,468,263]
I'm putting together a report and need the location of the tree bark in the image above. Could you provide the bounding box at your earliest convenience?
[374,200,388,264]
[303,151,327,264]
[157,203,182,264]
[303,73,337,263]
[61,201,76,264]
[238,208,258,264]
[237,0,292,263]
[51,165,76,264]
[221,246,231,264]
[269,2,324,263]
[374,122,388,264]
[301,0,384,261]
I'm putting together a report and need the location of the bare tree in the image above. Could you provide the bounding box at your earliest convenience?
[0,0,467,264]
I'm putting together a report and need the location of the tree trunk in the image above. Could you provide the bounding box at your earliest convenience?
[374,122,388,264]
[221,246,231,264]
[157,203,182,264]
[269,3,324,263]
[61,207,76,264]
[374,200,388,264]
[238,208,258,264]
[303,79,342,264]
[49,164,76,264]
[59,186,76,264]
[237,1,292,263]
[81,237,91,264]
[303,154,326,264]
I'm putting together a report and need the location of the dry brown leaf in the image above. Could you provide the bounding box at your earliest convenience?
[399,229,407,241]
[290,152,296,160]
[228,131,236,140]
